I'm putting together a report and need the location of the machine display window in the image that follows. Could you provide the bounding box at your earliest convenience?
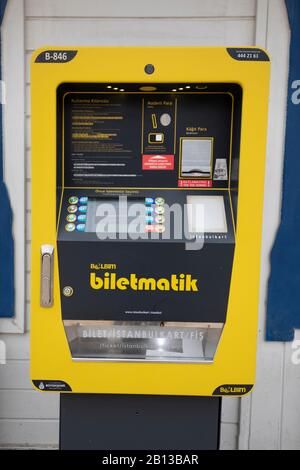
[85,197,146,234]
[64,321,223,363]
[180,138,213,178]
[187,195,228,234]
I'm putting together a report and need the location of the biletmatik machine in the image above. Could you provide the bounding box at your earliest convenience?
[30,47,270,449]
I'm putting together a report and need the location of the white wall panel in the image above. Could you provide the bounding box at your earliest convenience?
[25,0,256,19]
[1,0,293,450]
[0,361,31,389]
[280,332,300,449]
[0,390,59,419]
[0,419,58,448]
[245,0,292,450]
[25,18,255,50]
[0,0,25,333]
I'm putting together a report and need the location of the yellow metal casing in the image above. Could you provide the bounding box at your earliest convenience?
[30,47,270,396]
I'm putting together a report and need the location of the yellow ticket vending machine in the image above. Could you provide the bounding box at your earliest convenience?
[31,47,270,449]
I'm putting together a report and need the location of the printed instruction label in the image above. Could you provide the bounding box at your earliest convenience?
[142,154,174,170]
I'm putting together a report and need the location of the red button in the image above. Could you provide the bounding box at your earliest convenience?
[145,225,155,232]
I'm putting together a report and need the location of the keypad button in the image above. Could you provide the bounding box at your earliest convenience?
[78,206,87,213]
[77,214,87,222]
[76,224,86,232]
[67,205,77,213]
[155,197,165,206]
[66,214,76,223]
[145,198,154,205]
[155,215,165,224]
[65,223,75,232]
[79,197,88,204]
[68,196,78,204]
[155,206,165,215]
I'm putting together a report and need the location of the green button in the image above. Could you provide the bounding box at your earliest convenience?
[155,225,166,233]
[65,223,75,232]
[155,215,165,224]
[67,205,77,213]
[69,196,78,204]
[155,206,165,215]
[66,214,76,223]
[155,197,165,206]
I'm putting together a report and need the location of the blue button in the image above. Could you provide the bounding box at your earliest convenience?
[79,197,88,204]
[78,206,87,213]
[146,216,154,223]
[146,207,154,214]
[76,224,86,232]
[145,198,154,205]
[77,214,87,222]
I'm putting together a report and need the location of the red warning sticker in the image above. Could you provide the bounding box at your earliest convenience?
[142,154,174,171]
[178,179,213,188]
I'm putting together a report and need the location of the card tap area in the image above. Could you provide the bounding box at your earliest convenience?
[31,47,270,396]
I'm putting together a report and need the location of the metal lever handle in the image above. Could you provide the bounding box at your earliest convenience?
[40,245,54,307]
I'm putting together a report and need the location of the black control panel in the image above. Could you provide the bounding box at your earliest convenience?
[58,189,235,244]
[56,83,241,323]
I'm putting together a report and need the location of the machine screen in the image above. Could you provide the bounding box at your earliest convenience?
[85,198,146,234]
[187,196,228,234]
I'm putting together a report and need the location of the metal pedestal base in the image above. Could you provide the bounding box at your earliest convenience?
[60,394,221,450]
